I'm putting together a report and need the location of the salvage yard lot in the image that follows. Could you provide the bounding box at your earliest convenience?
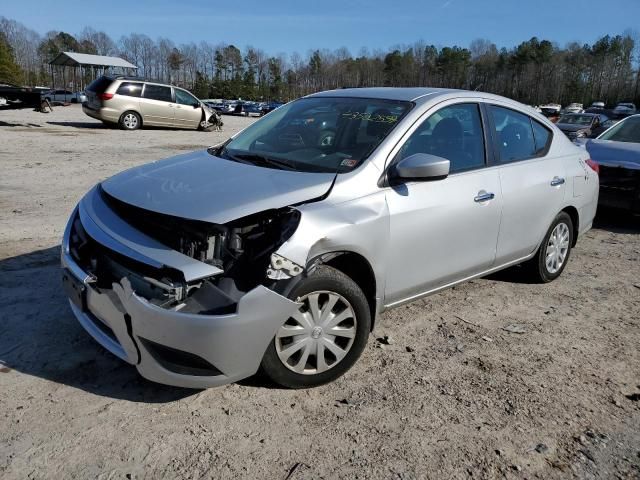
[0,105,639,479]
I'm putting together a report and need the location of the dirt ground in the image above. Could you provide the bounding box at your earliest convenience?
[0,105,639,480]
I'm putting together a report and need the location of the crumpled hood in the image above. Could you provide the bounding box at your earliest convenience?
[101,150,336,224]
[586,139,640,169]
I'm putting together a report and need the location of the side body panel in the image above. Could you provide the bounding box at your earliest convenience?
[139,84,175,126]
[384,170,502,304]
[494,156,567,263]
[174,104,202,129]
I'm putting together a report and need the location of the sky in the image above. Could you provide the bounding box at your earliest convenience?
[3,0,640,55]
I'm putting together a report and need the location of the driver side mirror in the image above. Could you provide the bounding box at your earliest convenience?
[392,153,450,181]
[193,103,201,109]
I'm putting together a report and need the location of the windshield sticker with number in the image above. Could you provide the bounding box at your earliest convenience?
[341,111,399,124]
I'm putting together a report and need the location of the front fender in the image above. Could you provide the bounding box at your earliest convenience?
[275,193,390,305]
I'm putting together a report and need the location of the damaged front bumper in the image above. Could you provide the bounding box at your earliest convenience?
[61,196,299,389]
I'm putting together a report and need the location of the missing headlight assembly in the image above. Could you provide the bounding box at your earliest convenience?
[94,185,302,309]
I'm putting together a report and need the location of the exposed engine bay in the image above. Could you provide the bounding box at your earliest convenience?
[67,186,302,314]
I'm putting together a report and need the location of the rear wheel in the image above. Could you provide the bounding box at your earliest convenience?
[260,266,371,388]
[119,111,141,130]
[525,212,573,282]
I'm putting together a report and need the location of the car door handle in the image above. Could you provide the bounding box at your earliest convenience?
[474,191,495,202]
[550,177,565,186]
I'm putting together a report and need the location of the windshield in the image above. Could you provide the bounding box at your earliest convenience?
[598,116,640,143]
[558,114,593,126]
[215,97,412,173]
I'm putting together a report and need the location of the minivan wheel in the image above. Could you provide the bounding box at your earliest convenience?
[260,265,371,388]
[119,111,141,130]
[525,212,574,283]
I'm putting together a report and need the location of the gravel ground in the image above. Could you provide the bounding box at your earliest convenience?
[0,105,639,479]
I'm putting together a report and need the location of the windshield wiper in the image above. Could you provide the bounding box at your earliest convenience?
[231,152,298,171]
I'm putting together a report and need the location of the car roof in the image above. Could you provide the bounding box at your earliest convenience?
[306,87,460,103]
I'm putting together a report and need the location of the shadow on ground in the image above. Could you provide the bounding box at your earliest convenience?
[0,120,43,128]
[46,121,106,129]
[0,246,196,402]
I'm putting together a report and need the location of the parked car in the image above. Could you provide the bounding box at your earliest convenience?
[586,114,640,213]
[43,89,87,104]
[61,88,599,389]
[563,103,584,114]
[556,113,609,141]
[233,102,263,117]
[612,102,637,117]
[82,75,221,131]
[261,102,285,115]
[539,103,561,117]
[590,101,605,109]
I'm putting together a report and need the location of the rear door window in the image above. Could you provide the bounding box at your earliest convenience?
[116,82,143,98]
[489,106,537,163]
[142,84,172,102]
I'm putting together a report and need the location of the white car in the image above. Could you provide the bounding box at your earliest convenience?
[43,89,88,104]
[563,103,584,114]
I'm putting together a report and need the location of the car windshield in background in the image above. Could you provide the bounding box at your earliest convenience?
[598,116,640,143]
[215,97,412,173]
[558,114,592,125]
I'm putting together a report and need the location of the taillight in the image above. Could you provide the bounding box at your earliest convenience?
[585,158,599,174]
[98,93,114,101]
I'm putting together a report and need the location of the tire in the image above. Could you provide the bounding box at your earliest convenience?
[524,211,574,283]
[119,111,141,130]
[260,265,371,388]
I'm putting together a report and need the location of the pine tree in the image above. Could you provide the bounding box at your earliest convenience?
[0,31,23,84]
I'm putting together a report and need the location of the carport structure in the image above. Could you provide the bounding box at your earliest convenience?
[48,52,137,98]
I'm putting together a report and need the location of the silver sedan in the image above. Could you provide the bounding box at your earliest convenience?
[61,88,599,388]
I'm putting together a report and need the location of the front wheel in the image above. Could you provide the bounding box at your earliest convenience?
[260,266,371,388]
[525,212,574,283]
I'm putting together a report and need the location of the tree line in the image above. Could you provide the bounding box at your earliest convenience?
[1,15,639,107]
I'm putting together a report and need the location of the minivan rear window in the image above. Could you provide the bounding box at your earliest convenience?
[86,76,113,94]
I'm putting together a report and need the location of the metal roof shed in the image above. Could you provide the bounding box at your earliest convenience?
[48,52,138,98]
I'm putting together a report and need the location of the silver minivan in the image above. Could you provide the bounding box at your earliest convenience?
[62,88,599,389]
[83,75,221,131]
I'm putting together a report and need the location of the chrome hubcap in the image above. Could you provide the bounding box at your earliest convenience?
[545,222,570,274]
[275,291,357,375]
[123,114,137,128]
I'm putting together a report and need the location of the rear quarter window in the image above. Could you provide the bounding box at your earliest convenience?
[531,119,552,154]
